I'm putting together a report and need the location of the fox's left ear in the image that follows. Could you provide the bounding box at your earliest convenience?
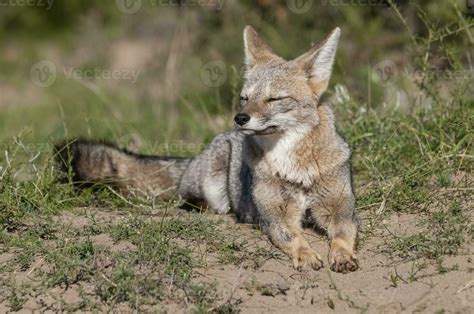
[295,27,340,97]
[243,25,282,70]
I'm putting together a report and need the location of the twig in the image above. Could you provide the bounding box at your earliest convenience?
[101,273,118,287]
[457,280,474,293]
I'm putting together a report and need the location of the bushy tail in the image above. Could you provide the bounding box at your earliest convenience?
[54,139,191,199]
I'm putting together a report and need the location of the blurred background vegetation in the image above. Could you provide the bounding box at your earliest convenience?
[0,0,472,154]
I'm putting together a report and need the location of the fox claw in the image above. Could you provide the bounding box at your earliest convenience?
[330,253,359,273]
[292,247,324,271]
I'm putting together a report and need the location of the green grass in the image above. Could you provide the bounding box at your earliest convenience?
[390,203,472,260]
[0,207,247,311]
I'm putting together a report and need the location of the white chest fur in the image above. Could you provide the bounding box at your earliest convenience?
[258,127,319,188]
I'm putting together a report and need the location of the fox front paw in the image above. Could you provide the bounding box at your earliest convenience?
[330,252,359,273]
[292,247,324,271]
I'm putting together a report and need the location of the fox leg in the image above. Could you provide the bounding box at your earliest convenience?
[263,212,324,271]
[308,167,359,273]
[327,215,358,273]
[319,184,359,273]
[310,203,358,273]
[268,221,324,271]
[252,179,323,270]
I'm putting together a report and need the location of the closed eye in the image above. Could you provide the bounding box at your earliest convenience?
[268,96,289,102]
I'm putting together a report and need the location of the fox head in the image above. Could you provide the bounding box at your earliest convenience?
[235,26,340,135]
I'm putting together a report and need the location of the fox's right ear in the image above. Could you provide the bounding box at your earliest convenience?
[243,26,281,70]
[295,27,341,97]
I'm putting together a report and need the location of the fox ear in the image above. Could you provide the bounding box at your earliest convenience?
[296,27,341,96]
[243,26,281,70]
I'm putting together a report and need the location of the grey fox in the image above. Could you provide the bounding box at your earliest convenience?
[56,26,359,273]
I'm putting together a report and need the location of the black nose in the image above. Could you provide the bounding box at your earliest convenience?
[234,113,250,126]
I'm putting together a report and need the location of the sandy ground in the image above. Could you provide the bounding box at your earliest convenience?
[202,220,473,313]
[1,207,472,313]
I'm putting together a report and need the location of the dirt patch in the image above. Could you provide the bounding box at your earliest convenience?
[194,219,473,313]
[1,208,472,312]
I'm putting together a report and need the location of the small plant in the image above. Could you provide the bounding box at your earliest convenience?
[7,280,28,312]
